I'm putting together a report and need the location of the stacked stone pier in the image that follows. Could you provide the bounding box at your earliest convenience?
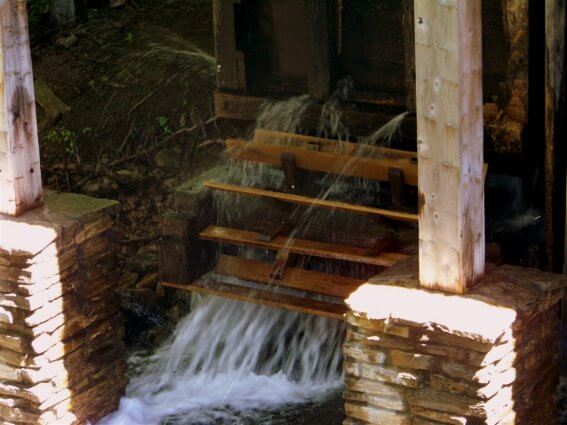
[0,192,127,424]
[343,259,566,424]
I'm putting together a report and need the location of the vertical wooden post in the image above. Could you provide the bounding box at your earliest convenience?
[307,0,333,101]
[545,0,566,272]
[415,0,485,294]
[402,0,416,112]
[213,0,246,91]
[49,0,78,25]
[0,0,43,217]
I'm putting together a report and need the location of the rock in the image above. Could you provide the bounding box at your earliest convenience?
[34,79,70,131]
[136,273,158,290]
[55,34,78,49]
[114,169,143,186]
[118,272,139,288]
[155,148,182,170]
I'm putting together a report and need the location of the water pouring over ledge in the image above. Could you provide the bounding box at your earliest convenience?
[101,297,345,425]
[102,82,411,424]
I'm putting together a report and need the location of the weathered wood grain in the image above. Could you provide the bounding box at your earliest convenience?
[415,0,485,293]
[0,0,43,216]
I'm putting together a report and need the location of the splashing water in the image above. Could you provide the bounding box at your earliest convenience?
[104,81,412,424]
[101,297,344,425]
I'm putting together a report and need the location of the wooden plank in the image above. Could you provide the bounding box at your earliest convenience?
[253,129,487,181]
[415,0,485,293]
[226,139,419,186]
[214,91,418,141]
[253,129,418,162]
[212,0,246,91]
[0,0,43,216]
[545,0,566,272]
[204,181,418,223]
[306,0,333,100]
[214,255,365,299]
[162,279,347,320]
[200,226,408,267]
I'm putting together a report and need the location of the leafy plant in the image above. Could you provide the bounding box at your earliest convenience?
[46,127,80,163]
[157,116,173,135]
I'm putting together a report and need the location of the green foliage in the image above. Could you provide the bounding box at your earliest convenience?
[157,116,173,135]
[28,0,50,28]
[46,127,79,161]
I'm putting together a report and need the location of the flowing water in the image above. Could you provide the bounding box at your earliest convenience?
[101,297,344,424]
[103,80,410,424]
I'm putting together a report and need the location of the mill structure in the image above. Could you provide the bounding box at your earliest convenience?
[0,0,565,424]
[158,0,567,424]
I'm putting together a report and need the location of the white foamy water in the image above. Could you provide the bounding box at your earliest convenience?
[101,296,345,425]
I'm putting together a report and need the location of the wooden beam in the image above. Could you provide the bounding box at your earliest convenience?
[0,0,43,216]
[253,129,418,161]
[214,91,418,139]
[306,0,334,100]
[214,255,365,299]
[162,278,347,320]
[402,0,416,112]
[200,226,408,267]
[204,181,418,223]
[212,0,246,91]
[226,139,419,185]
[415,0,485,294]
[545,0,566,272]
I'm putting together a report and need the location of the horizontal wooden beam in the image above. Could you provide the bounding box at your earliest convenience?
[200,226,408,267]
[162,278,347,320]
[253,129,418,162]
[214,91,416,137]
[204,181,418,223]
[214,254,365,299]
[226,139,419,185]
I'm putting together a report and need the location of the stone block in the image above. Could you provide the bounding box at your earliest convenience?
[342,258,566,425]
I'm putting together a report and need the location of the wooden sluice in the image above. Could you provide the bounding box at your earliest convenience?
[163,129,427,318]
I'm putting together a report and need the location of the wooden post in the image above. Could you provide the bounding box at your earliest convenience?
[402,0,416,112]
[0,0,43,216]
[415,0,485,294]
[213,0,246,91]
[545,0,566,272]
[49,0,78,25]
[307,0,333,100]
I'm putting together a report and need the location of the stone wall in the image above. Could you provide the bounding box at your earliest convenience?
[0,191,126,424]
[158,165,225,285]
[344,259,566,424]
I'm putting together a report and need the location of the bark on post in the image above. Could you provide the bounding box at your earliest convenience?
[0,0,43,216]
[545,0,566,272]
[415,0,485,294]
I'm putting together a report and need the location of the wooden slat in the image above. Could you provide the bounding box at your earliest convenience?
[162,279,347,320]
[226,139,419,186]
[214,255,365,299]
[253,129,418,162]
[415,0,485,293]
[204,181,418,223]
[0,0,43,216]
[200,226,408,267]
